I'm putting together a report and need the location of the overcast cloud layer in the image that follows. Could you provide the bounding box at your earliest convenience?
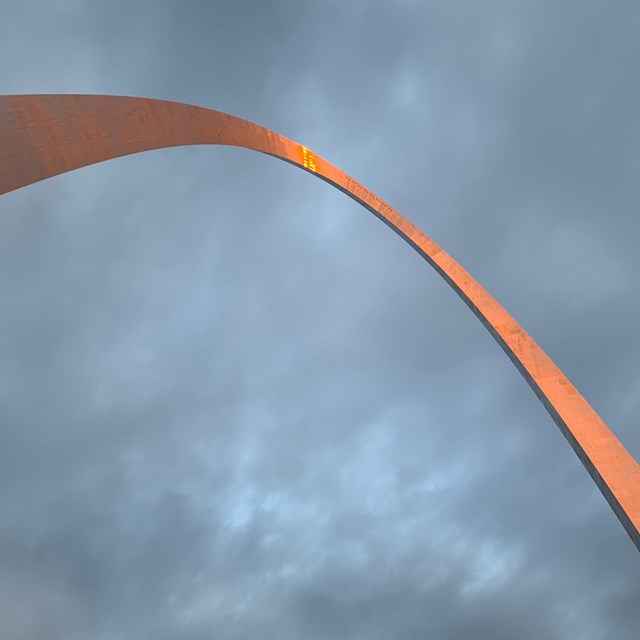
[1,1,640,638]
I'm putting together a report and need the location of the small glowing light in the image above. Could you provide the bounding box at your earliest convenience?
[301,146,317,172]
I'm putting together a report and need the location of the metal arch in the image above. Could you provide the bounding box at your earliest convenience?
[1,93,639,551]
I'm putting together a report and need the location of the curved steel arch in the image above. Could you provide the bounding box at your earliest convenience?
[1,94,639,551]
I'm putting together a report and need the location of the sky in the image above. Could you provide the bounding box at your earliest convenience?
[1,1,640,638]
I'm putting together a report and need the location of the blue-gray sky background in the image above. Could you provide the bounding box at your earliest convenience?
[1,1,639,638]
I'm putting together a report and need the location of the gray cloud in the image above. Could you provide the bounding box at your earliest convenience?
[1,1,640,638]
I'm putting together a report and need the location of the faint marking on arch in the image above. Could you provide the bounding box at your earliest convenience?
[1,94,639,551]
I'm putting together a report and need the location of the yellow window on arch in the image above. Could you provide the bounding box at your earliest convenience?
[300,146,317,172]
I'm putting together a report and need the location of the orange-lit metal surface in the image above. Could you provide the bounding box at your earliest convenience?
[1,94,639,551]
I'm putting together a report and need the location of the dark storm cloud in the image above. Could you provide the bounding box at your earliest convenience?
[1,1,640,638]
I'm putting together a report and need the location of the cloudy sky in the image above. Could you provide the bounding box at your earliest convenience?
[1,1,640,638]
